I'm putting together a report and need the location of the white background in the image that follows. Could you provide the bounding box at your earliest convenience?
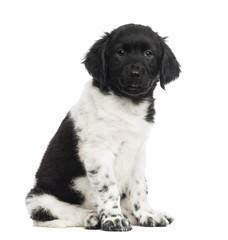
[0,0,228,239]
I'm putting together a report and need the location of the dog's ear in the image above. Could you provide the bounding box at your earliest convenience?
[83,33,111,91]
[159,38,181,89]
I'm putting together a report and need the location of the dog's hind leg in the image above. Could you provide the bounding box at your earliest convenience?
[25,192,95,228]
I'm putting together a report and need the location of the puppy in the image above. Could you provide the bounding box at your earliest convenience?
[25,24,180,231]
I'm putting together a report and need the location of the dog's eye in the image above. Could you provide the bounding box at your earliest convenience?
[117,49,126,56]
[144,50,153,57]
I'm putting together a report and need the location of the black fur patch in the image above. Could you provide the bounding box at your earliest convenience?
[31,207,57,222]
[26,187,46,199]
[145,98,156,123]
[27,114,86,205]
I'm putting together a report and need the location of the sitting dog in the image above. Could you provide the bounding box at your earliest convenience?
[25,24,180,231]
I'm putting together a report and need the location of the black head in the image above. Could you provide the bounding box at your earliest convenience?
[83,24,180,102]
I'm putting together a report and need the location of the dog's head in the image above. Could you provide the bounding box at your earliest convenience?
[84,24,180,101]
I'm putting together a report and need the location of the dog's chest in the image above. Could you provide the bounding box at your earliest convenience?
[71,82,151,191]
[113,128,147,191]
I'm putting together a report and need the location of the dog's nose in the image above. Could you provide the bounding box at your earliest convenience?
[129,71,140,78]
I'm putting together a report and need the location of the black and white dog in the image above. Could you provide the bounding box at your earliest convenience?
[26,24,180,231]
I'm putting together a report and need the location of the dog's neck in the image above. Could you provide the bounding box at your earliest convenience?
[80,80,155,123]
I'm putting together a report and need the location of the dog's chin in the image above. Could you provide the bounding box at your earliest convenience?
[112,83,152,97]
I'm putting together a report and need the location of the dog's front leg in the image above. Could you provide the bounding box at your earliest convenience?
[82,144,132,231]
[129,147,174,227]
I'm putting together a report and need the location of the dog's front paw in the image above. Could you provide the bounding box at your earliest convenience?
[84,211,100,229]
[139,210,174,227]
[101,214,132,231]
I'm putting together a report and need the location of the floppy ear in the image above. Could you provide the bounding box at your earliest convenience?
[83,33,110,91]
[159,38,181,89]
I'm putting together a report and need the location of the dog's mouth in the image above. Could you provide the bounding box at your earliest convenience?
[113,80,152,97]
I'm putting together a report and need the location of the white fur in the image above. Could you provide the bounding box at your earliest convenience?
[71,176,94,209]
[70,80,151,190]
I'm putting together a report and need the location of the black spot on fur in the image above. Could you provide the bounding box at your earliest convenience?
[31,207,57,222]
[99,185,109,193]
[88,170,97,175]
[88,167,100,175]
[134,203,140,211]
[121,193,127,200]
[145,188,148,195]
[103,185,109,192]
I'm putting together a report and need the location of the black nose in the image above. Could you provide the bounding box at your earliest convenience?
[129,71,140,78]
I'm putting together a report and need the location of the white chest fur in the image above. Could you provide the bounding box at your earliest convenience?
[70,81,151,193]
